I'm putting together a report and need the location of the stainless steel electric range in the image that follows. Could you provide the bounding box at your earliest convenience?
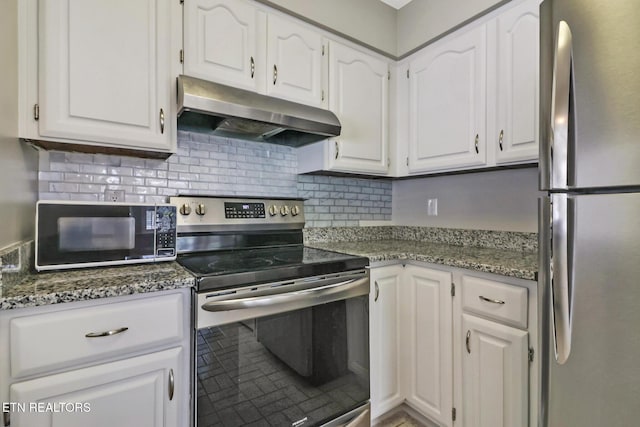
[170,196,371,427]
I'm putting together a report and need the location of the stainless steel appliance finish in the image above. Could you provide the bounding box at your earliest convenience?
[35,201,177,271]
[177,75,341,147]
[539,2,640,425]
[172,196,370,427]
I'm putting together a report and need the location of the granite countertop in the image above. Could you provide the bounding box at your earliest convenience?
[0,261,195,310]
[307,239,537,281]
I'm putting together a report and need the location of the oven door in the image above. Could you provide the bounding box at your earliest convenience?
[196,270,370,427]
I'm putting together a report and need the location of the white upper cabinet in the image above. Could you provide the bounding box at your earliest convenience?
[28,0,179,154]
[184,0,262,93]
[408,25,488,173]
[491,0,539,164]
[328,41,389,174]
[266,14,325,107]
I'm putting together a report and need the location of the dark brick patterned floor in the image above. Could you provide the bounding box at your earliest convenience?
[197,322,369,427]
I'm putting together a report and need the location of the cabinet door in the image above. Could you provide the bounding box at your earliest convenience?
[328,41,389,175]
[266,14,325,107]
[404,265,453,427]
[184,0,262,92]
[408,24,487,173]
[369,265,404,419]
[9,347,182,427]
[492,0,539,164]
[462,314,528,427]
[38,0,175,152]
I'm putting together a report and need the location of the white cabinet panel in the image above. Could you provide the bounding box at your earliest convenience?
[9,347,182,427]
[462,314,528,427]
[328,41,389,174]
[492,0,539,164]
[267,14,325,107]
[408,25,487,173]
[404,265,453,427]
[184,0,262,92]
[37,0,176,152]
[369,265,404,419]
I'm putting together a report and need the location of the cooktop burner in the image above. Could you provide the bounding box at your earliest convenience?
[177,245,369,292]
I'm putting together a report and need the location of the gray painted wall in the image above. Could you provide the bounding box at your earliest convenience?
[0,0,38,250]
[392,168,540,232]
[255,0,398,56]
[397,0,507,56]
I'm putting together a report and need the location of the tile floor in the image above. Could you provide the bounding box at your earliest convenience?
[374,411,427,427]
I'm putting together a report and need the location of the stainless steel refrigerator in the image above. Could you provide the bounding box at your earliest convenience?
[538,0,640,426]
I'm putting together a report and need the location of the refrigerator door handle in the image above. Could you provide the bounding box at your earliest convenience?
[550,21,573,190]
[551,193,575,364]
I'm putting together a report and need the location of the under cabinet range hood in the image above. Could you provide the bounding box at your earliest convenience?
[177,75,341,147]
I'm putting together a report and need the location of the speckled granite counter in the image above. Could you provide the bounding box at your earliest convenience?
[0,261,195,310]
[305,227,538,280]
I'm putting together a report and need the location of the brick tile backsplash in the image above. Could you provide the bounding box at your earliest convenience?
[38,131,392,227]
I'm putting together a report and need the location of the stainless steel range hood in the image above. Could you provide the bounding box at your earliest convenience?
[177,75,341,147]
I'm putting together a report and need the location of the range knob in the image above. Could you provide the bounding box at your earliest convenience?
[268,205,278,216]
[179,204,191,215]
[280,206,290,216]
[291,206,300,216]
[195,203,206,216]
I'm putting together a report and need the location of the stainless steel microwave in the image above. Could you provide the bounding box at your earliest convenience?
[35,201,177,271]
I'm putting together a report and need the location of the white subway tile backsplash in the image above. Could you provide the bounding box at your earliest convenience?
[37,132,392,227]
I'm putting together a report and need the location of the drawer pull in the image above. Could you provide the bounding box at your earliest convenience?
[479,295,505,305]
[85,327,129,338]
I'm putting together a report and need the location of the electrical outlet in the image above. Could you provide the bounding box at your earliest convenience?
[105,189,125,203]
[427,198,438,216]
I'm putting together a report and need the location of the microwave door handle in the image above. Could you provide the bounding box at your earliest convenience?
[551,193,575,364]
[201,277,369,312]
[550,21,573,190]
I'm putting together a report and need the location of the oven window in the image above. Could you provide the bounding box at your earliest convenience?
[197,296,370,427]
[58,217,135,251]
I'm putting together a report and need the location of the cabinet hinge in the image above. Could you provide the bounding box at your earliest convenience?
[406,69,409,78]
[451,282,456,297]
[33,104,39,121]
[387,70,391,80]
[387,157,391,167]
[452,407,457,422]
[180,49,184,64]
[322,89,325,102]
[406,157,409,166]
[322,45,325,56]
[529,347,535,362]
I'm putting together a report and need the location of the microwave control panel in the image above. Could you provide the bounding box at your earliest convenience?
[155,205,177,257]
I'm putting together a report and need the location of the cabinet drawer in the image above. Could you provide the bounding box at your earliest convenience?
[10,293,184,378]
[462,275,527,328]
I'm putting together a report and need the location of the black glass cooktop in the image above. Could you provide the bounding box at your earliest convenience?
[178,245,369,292]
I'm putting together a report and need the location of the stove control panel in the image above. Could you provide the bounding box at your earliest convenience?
[170,196,305,230]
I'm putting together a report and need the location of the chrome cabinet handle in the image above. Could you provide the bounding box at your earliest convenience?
[466,330,471,353]
[273,64,278,85]
[551,193,574,364]
[168,369,175,401]
[474,134,479,154]
[551,21,573,189]
[374,281,379,302]
[202,276,369,312]
[85,327,128,338]
[159,108,165,134]
[250,56,255,78]
[3,411,10,427]
[335,141,339,159]
[479,295,505,305]
[499,129,504,151]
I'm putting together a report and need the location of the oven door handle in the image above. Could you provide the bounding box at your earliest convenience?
[201,276,370,312]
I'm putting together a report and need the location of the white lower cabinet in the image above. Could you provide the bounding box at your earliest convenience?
[461,314,528,427]
[369,264,536,427]
[404,265,453,427]
[9,347,182,427]
[369,265,404,419]
[0,289,191,427]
